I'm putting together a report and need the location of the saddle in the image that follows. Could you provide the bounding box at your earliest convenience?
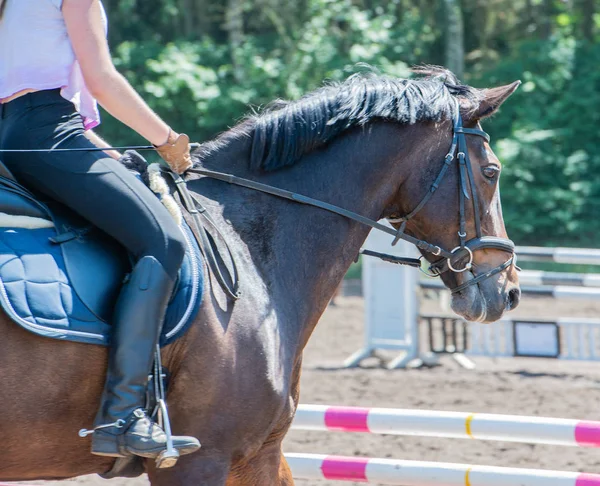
[0,157,203,347]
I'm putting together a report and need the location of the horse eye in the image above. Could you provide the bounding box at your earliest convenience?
[482,166,499,179]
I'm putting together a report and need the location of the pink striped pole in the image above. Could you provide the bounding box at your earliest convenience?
[285,453,600,486]
[292,404,600,447]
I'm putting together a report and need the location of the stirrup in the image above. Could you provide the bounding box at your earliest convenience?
[154,399,179,468]
[78,347,180,469]
[151,345,180,468]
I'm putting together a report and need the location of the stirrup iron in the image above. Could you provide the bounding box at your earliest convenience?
[151,345,179,468]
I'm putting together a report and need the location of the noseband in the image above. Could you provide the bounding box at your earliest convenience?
[387,112,515,293]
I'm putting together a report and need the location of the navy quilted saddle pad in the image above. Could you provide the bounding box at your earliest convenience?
[0,174,203,347]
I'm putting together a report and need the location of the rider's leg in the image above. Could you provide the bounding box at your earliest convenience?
[0,90,200,459]
[91,254,201,459]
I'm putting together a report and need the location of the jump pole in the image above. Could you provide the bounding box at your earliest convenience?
[517,246,600,266]
[285,453,600,486]
[292,405,600,447]
[420,279,600,299]
[423,271,600,288]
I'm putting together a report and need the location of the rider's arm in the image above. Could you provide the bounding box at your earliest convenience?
[62,0,192,173]
[62,0,170,146]
[85,130,121,160]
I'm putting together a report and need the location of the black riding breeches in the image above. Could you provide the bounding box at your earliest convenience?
[0,89,185,280]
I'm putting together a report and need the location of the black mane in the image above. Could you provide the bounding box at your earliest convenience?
[195,67,481,172]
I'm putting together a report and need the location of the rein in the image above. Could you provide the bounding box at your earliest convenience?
[168,171,241,300]
[184,108,515,295]
[185,167,450,258]
[170,168,424,300]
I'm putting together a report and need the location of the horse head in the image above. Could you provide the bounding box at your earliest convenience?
[384,78,521,323]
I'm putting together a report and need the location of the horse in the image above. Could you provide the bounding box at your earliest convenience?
[0,68,521,485]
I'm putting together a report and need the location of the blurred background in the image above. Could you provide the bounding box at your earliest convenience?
[99,0,600,248]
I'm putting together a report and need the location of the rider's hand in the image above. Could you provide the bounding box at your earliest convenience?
[154,130,192,174]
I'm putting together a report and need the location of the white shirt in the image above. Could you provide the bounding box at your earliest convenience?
[0,0,107,129]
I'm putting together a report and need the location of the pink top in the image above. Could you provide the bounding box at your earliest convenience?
[0,0,108,129]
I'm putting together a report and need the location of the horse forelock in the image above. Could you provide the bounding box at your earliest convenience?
[192,66,482,172]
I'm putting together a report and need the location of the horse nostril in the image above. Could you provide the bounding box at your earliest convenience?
[507,287,521,310]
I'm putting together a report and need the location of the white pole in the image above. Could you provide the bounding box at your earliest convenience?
[285,453,600,486]
[292,405,600,447]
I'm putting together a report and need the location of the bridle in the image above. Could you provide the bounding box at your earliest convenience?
[385,109,516,293]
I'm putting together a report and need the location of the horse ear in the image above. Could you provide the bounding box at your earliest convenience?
[474,81,521,119]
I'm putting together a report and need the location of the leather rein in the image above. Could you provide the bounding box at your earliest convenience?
[175,110,515,296]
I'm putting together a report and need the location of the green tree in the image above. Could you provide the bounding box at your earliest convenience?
[96,0,600,247]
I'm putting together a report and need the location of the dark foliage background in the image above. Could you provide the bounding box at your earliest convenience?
[98,0,600,247]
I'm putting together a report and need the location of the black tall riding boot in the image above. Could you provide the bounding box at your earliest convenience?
[90,256,200,460]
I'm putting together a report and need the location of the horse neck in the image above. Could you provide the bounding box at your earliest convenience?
[196,120,446,349]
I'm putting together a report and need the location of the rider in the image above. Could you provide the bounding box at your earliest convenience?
[0,0,201,461]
